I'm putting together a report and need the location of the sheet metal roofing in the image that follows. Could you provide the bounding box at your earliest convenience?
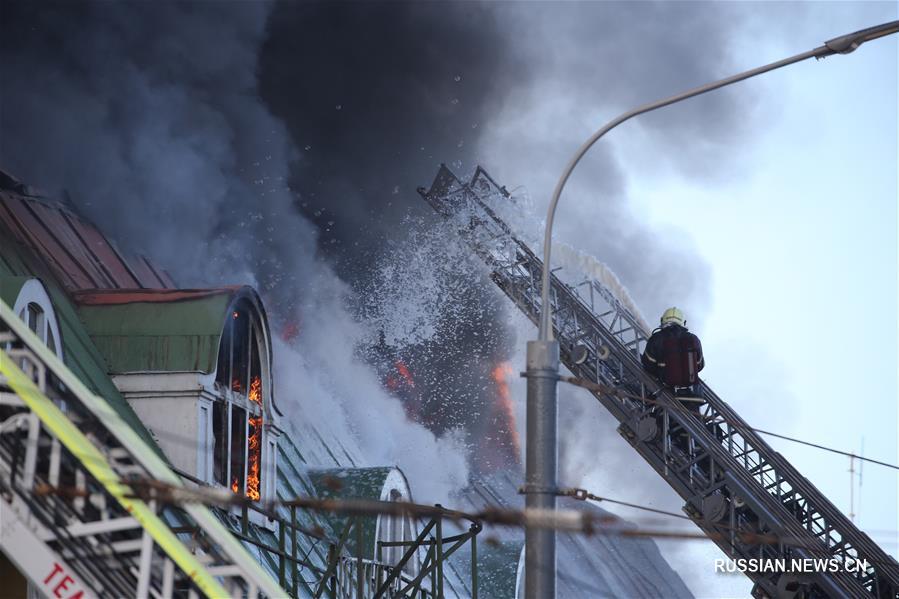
[457,472,694,598]
[74,287,239,305]
[75,287,242,374]
[0,185,174,292]
[0,228,160,453]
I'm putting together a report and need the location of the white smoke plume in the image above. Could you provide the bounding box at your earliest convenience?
[273,267,470,503]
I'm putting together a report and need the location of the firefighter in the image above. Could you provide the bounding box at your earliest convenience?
[641,307,705,409]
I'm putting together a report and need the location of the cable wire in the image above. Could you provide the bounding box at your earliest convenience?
[559,375,899,471]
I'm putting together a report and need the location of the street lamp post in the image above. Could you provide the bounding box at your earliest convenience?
[523,20,899,599]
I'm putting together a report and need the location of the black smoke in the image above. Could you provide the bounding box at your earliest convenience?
[258,1,523,275]
[0,0,527,473]
[0,1,314,316]
[0,1,747,481]
[257,2,527,472]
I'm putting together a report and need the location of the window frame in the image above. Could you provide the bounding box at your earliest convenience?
[209,296,272,504]
[376,471,419,576]
[12,278,64,360]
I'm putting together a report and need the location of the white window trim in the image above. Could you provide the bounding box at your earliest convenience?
[13,278,64,360]
[208,298,276,523]
[375,470,419,574]
[265,436,278,504]
[197,400,213,484]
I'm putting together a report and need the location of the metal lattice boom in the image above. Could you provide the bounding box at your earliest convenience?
[418,164,899,599]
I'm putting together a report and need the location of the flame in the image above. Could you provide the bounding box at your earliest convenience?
[386,360,421,421]
[231,478,239,493]
[249,376,262,405]
[394,360,415,388]
[490,362,522,462]
[246,375,263,501]
[246,415,262,501]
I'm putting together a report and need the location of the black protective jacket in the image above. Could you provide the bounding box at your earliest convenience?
[641,324,704,387]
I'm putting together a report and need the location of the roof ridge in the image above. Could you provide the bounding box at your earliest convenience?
[73,286,243,305]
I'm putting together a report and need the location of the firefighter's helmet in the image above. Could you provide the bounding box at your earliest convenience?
[660,307,686,327]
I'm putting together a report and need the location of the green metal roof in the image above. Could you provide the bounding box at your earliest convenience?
[0,275,28,308]
[306,467,398,560]
[0,238,159,452]
[307,467,396,501]
[76,290,236,373]
[469,540,521,599]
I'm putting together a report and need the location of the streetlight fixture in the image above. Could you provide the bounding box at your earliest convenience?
[524,19,899,599]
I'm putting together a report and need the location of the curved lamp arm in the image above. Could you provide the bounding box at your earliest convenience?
[538,20,899,340]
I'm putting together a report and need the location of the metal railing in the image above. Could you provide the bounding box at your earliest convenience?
[173,467,482,598]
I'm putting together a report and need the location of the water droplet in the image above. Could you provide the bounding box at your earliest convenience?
[454,75,461,82]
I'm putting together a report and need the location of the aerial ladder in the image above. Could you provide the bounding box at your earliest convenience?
[419,165,899,599]
[0,299,287,599]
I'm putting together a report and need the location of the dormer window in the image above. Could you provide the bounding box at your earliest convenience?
[13,278,63,360]
[75,285,279,512]
[212,299,268,502]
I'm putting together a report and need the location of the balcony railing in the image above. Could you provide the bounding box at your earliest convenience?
[173,467,482,598]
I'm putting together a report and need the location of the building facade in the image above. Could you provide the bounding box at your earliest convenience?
[0,169,692,598]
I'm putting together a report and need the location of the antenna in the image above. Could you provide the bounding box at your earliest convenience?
[849,453,856,523]
[858,437,865,523]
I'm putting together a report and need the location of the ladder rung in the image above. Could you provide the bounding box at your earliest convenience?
[66,516,140,538]
[206,564,243,577]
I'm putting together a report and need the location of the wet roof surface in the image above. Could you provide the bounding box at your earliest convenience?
[0,189,174,291]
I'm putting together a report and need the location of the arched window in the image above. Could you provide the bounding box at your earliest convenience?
[212,297,269,502]
[377,471,419,576]
[13,279,63,360]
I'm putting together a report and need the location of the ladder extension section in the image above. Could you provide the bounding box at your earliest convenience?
[0,300,286,599]
[418,165,899,599]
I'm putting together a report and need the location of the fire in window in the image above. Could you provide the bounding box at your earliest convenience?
[213,302,265,501]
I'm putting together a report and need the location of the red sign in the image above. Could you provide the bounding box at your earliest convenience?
[42,562,86,599]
